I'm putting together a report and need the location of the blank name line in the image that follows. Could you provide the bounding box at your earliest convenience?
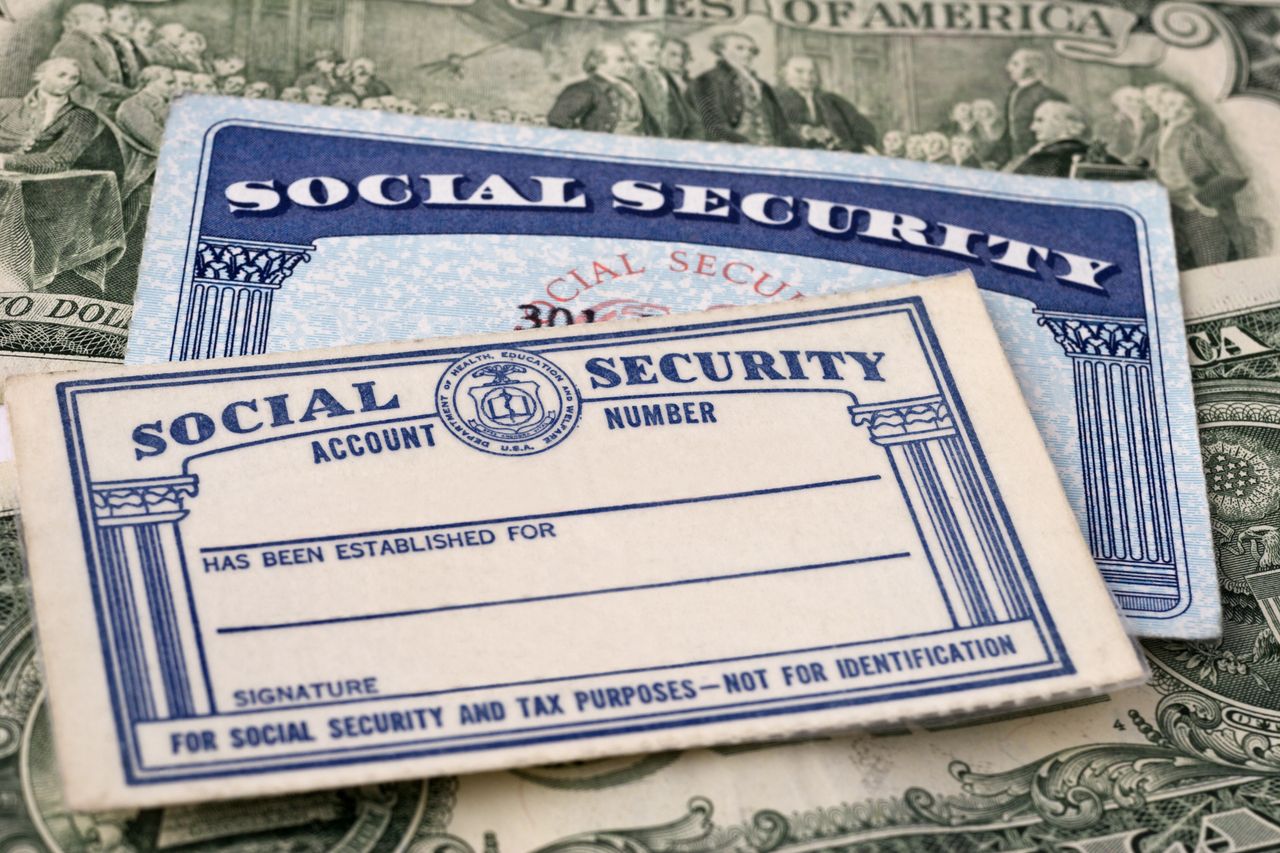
[217,551,911,636]
[201,474,881,554]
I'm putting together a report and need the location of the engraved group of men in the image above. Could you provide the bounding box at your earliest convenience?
[288,58,536,123]
[1094,80,1249,267]
[0,2,186,298]
[540,33,1244,268]
[0,3,408,174]
[0,2,413,297]
[921,48,1248,267]
[0,2,1251,275]
[0,3,173,174]
[545,31,876,152]
[285,50,408,112]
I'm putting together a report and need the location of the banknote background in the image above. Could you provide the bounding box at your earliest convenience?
[5,0,1280,848]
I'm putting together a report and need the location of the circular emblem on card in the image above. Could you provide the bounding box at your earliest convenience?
[436,349,580,456]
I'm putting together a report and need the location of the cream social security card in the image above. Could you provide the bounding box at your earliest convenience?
[8,274,1145,809]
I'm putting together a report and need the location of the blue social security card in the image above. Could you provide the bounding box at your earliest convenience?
[9,276,1146,807]
[129,96,1216,638]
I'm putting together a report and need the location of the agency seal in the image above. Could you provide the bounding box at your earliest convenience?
[436,348,580,455]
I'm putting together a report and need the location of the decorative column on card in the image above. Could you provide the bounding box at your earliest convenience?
[1036,311,1177,612]
[90,476,207,722]
[849,396,1031,628]
[179,237,313,361]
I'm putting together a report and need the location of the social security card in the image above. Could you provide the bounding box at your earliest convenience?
[130,96,1215,638]
[10,276,1146,808]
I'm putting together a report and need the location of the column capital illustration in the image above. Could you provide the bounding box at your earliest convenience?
[182,237,313,360]
[193,237,314,289]
[848,396,955,445]
[847,393,1029,626]
[1035,311,1149,360]
[91,476,199,525]
[1057,347,1177,611]
[89,474,207,719]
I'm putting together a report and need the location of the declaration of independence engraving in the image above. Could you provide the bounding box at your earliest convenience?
[1,0,1280,377]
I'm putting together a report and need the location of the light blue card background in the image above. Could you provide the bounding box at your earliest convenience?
[128,96,1216,638]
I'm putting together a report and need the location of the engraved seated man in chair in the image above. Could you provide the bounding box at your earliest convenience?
[0,58,105,175]
[0,58,129,297]
[1004,100,1120,179]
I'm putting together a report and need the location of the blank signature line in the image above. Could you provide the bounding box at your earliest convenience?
[217,550,911,636]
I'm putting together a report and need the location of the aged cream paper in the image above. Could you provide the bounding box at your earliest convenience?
[7,273,1144,808]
